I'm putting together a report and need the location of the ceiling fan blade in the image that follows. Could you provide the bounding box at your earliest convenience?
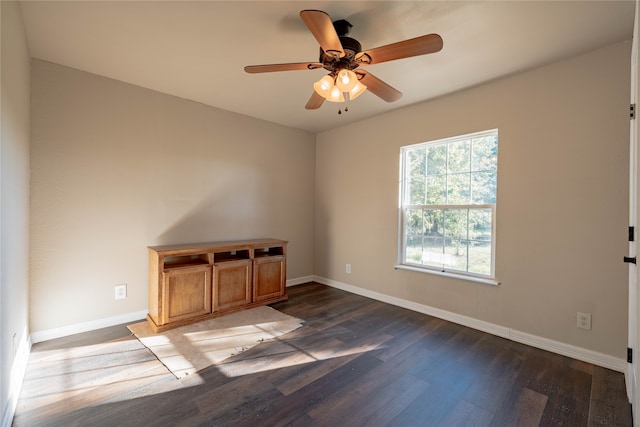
[305,91,325,110]
[358,71,402,103]
[357,34,443,65]
[244,62,323,73]
[300,10,344,59]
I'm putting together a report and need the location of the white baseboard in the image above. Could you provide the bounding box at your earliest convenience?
[30,310,148,344]
[2,326,31,427]
[312,276,627,373]
[508,329,625,372]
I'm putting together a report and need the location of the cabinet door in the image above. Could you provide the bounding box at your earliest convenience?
[161,265,212,325]
[213,259,252,311]
[253,256,285,302]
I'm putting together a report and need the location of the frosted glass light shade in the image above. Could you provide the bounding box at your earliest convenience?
[313,75,334,98]
[348,81,367,100]
[327,85,345,102]
[335,69,357,92]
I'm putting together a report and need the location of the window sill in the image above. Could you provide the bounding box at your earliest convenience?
[394,264,500,286]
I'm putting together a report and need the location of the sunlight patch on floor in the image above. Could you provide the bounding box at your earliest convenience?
[217,335,392,378]
[19,338,200,414]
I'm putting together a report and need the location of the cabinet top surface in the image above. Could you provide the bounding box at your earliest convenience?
[148,238,288,254]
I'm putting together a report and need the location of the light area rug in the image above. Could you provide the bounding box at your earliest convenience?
[127,306,304,379]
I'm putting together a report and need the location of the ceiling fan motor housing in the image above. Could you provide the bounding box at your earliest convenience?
[319,36,363,73]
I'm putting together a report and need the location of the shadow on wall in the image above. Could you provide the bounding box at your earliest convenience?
[151,172,274,245]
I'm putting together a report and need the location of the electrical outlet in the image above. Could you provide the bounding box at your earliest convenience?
[115,284,127,300]
[577,312,591,330]
[346,264,351,274]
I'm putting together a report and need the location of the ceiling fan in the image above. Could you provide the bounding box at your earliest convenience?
[244,10,443,113]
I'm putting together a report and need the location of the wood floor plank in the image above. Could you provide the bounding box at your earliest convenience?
[306,344,434,424]
[539,361,592,425]
[314,372,430,426]
[389,380,469,426]
[588,365,633,425]
[375,315,444,362]
[439,399,495,427]
[493,387,548,427]
[275,330,394,396]
[12,282,632,427]
[255,352,386,426]
[460,345,524,414]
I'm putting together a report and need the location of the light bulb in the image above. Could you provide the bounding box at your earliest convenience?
[321,84,344,103]
[329,85,344,102]
[319,79,331,91]
[313,75,335,98]
[335,69,357,92]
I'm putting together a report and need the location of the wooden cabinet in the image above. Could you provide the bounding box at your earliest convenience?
[147,239,287,332]
[213,259,252,311]
[253,256,285,302]
[253,244,286,302]
[162,264,211,324]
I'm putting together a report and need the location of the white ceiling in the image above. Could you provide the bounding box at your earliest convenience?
[20,1,635,134]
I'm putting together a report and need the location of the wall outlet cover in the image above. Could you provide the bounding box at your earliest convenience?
[577,312,591,330]
[115,284,127,300]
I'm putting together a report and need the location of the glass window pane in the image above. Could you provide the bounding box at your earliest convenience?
[427,145,447,176]
[471,135,498,172]
[423,209,444,237]
[426,175,446,204]
[470,171,497,204]
[405,236,424,264]
[444,239,468,271]
[447,173,470,205]
[408,177,426,205]
[444,209,468,241]
[407,147,426,178]
[468,209,492,241]
[405,209,424,236]
[447,140,470,174]
[422,237,444,267]
[468,240,491,275]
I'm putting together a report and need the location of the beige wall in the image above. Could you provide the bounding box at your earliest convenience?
[30,60,315,333]
[316,41,631,358]
[1,1,31,421]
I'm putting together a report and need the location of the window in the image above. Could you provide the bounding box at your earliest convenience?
[398,129,498,280]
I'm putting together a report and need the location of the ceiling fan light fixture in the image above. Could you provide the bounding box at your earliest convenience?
[313,75,334,98]
[348,80,367,100]
[335,69,357,92]
[327,85,345,103]
[314,71,364,104]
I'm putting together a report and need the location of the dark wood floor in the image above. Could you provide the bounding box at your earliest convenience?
[13,282,632,426]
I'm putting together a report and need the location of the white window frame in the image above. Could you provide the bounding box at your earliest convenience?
[396,129,499,285]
